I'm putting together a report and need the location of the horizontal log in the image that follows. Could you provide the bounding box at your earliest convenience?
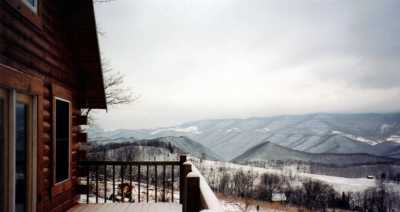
[77,132,87,143]
[43,110,50,120]
[42,133,51,142]
[43,87,50,97]
[43,121,51,131]
[43,99,50,110]
[79,160,181,166]
[78,115,87,125]
[42,155,50,163]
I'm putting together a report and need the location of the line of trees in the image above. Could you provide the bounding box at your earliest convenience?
[242,160,400,181]
[197,163,400,211]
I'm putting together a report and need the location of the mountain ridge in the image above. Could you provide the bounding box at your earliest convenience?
[232,141,400,166]
[89,113,400,160]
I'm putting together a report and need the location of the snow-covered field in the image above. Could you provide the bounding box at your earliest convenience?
[195,159,393,193]
[193,159,400,212]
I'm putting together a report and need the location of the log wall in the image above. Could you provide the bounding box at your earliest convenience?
[0,0,94,211]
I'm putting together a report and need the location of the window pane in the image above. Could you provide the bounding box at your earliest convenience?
[15,103,27,212]
[55,100,69,183]
[0,98,4,211]
[26,0,36,7]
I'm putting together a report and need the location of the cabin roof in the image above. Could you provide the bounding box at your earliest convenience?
[64,0,107,109]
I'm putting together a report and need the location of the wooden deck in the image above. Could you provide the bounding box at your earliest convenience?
[68,203,182,212]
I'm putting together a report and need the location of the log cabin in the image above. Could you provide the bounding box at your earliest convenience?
[0,0,224,211]
[0,0,106,211]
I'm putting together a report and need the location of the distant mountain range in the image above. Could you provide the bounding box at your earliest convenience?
[90,136,221,161]
[232,141,399,166]
[88,113,400,161]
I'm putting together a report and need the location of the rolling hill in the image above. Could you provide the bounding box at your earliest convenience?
[88,113,400,160]
[89,136,221,161]
[232,141,399,166]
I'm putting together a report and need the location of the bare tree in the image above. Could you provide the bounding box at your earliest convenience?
[84,0,138,121]
[219,171,231,194]
[82,59,139,123]
[232,169,257,198]
[256,173,283,201]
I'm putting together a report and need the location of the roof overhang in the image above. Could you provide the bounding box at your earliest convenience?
[63,0,107,110]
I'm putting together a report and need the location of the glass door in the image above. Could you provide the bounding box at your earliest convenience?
[0,88,35,212]
[15,94,32,212]
[0,89,7,212]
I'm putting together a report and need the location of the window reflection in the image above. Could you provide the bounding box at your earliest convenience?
[26,0,36,7]
[55,99,70,183]
[16,103,27,212]
[0,99,4,211]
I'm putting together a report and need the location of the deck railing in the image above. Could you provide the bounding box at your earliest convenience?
[78,156,186,204]
[78,155,223,212]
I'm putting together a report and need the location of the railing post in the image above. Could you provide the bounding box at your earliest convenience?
[185,173,200,212]
[179,155,187,204]
[86,164,90,204]
[182,162,192,212]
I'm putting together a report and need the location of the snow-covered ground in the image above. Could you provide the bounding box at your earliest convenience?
[196,159,388,193]
[331,130,379,145]
[151,126,202,135]
[222,200,288,212]
[387,135,400,143]
[79,180,180,204]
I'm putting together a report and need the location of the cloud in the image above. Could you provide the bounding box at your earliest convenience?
[93,0,400,129]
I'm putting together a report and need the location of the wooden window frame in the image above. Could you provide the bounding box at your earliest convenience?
[51,84,73,196]
[15,93,35,212]
[0,89,9,212]
[53,97,72,185]
[5,0,42,28]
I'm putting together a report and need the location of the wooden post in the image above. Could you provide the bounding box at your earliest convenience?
[78,115,88,125]
[185,173,200,212]
[182,163,192,212]
[179,155,187,204]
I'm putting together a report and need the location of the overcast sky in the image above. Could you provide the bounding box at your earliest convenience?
[93,0,400,130]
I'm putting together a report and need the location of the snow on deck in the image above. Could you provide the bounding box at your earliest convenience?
[68,203,182,212]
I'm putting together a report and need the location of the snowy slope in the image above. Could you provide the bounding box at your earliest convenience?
[89,113,400,160]
[196,159,382,193]
[232,141,399,166]
[90,136,221,161]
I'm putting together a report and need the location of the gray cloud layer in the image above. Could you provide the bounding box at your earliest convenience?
[94,0,400,129]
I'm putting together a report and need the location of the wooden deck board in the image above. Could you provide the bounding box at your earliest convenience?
[68,203,182,212]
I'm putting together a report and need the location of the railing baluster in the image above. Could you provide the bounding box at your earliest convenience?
[129,165,133,202]
[121,165,124,202]
[79,160,184,205]
[121,165,124,184]
[179,155,187,204]
[104,164,107,203]
[138,164,141,203]
[112,164,115,202]
[95,165,99,203]
[86,165,90,204]
[163,165,166,202]
[155,165,158,202]
[146,164,149,202]
[171,165,174,202]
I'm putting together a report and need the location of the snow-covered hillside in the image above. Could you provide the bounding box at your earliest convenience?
[88,113,400,160]
[195,159,397,193]
[89,136,221,161]
[232,141,399,166]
